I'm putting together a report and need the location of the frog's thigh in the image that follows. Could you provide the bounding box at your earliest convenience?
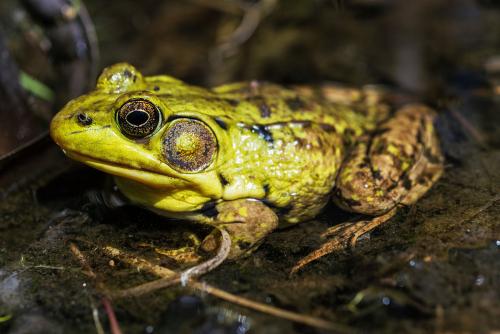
[202,200,279,259]
[333,104,444,215]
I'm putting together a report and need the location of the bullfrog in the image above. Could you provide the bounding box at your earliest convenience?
[50,63,443,267]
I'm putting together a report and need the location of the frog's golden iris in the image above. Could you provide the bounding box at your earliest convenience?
[116,99,161,138]
[50,63,443,260]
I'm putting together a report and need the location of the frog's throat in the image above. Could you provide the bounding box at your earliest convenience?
[64,150,184,189]
[114,176,213,213]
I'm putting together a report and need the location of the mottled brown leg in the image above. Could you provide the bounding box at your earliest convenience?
[200,199,279,259]
[292,104,443,273]
[333,104,443,215]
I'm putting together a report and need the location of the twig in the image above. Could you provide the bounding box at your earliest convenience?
[111,275,181,299]
[102,297,123,334]
[179,227,231,285]
[32,265,66,270]
[458,193,500,224]
[111,228,231,298]
[69,242,96,279]
[194,283,350,332]
[89,295,105,334]
[69,242,118,333]
[448,108,488,148]
[104,246,351,332]
[209,0,276,75]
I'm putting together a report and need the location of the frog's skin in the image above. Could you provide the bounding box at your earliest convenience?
[50,63,443,259]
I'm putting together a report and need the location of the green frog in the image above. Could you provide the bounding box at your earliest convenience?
[50,63,443,266]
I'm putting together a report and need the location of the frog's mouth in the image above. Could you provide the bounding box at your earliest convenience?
[64,150,185,189]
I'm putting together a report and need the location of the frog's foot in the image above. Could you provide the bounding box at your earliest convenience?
[136,233,202,265]
[154,246,202,265]
[290,208,396,275]
[199,199,279,259]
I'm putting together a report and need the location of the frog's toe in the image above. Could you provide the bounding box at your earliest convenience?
[290,208,396,275]
[155,246,202,265]
[150,231,203,265]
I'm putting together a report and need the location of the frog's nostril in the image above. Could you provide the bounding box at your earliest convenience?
[76,112,93,126]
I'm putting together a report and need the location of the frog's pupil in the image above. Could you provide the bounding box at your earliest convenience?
[126,109,150,127]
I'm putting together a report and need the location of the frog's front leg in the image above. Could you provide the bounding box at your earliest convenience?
[292,104,443,273]
[200,199,279,259]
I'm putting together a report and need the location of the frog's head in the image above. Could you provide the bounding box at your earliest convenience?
[50,63,232,213]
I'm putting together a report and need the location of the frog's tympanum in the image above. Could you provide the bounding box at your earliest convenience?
[51,63,443,264]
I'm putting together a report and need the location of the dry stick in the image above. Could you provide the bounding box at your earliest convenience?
[460,193,500,223]
[102,297,123,334]
[105,227,230,299]
[69,242,97,279]
[69,242,121,334]
[89,297,105,334]
[102,246,352,333]
[448,108,487,148]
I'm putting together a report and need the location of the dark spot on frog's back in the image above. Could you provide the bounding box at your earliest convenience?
[263,183,270,196]
[320,124,335,132]
[244,96,271,118]
[214,117,228,130]
[123,70,132,78]
[251,125,273,143]
[226,99,239,107]
[153,86,160,91]
[285,97,306,111]
[259,103,271,118]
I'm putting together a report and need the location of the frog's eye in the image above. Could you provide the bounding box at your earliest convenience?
[163,118,217,173]
[116,99,161,138]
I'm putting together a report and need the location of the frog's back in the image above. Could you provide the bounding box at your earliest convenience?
[207,81,390,223]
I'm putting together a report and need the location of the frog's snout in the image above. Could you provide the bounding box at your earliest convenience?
[50,106,82,148]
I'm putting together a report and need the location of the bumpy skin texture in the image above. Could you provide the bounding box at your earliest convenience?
[50,63,443,258]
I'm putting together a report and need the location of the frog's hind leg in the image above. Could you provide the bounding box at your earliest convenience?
[291,104,443,273]
[333,104,444,215]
